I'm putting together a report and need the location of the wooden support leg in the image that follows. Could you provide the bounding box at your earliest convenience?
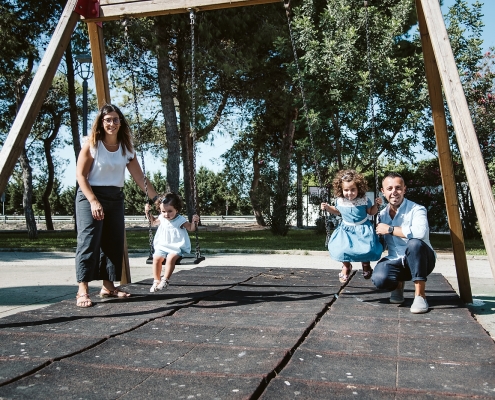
[121,230,132,285]
[416,0,472,303]
[420,0,495,285]
[87,22,111,107]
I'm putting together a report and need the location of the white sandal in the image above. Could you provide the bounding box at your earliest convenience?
[150,280,160,293]
[157,277,169,290]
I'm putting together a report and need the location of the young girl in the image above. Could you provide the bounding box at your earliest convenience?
[144,192,200,292]
[321,169,383,283]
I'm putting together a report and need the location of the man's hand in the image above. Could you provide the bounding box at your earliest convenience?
[376,223,391,236]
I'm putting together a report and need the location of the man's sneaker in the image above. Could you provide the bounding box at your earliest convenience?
[150,280,160,293]
[410,296,429,314]
[390,284,404,304]
[157,277,169,290]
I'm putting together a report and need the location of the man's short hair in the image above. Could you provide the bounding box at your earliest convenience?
[382,172,405,185]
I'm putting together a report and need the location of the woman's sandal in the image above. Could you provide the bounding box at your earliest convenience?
[338,264,352,283]
[362,264,373,280]
[76,293,93,308]
[100,287,131,298]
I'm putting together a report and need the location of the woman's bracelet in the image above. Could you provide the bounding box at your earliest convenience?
[147,195,159,205]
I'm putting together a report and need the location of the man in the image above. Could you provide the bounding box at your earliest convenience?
[372,172,436,314]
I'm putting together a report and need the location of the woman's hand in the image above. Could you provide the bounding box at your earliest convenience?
[90,200,104,220]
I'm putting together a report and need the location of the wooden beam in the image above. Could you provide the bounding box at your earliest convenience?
[83,0,281,22]
[0,0,80,194]
[420,0,495,279]
[87,22,111,107]
[416,0,472,303]
[121,231,132,284]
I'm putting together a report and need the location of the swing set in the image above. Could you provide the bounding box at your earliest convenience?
[0,0,494,304]
[121,15,205,267]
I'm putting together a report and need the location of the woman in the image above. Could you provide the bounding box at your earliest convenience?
[75,104,158,307]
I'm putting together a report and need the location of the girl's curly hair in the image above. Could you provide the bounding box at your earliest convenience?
[332,169,368,199]
[156,192,184,213]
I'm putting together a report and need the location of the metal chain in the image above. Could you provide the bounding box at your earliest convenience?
[364,1,382,228]
[284,0,331,241]
[364,1,379,198]
[122,19,154,258]
[189,8,201,259]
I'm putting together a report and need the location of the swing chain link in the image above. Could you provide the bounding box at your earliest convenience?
[189,8,201,259]
[364,1,383,233]
[284,0,331,241]
[123,18,155,258]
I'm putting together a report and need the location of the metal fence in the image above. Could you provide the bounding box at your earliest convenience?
[1,215,257,225]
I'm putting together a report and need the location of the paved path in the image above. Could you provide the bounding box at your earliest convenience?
[0,252,494,399]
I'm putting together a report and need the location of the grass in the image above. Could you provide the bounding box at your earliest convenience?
[0,228,487,255]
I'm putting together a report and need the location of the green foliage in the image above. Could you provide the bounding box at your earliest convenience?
[5,175,75,216]
[124,171,169,215]
[196,167,251,216]
[5,173,23,214]
[0,0,66,132]
[289,0,427,178]
[388,159,449,232]
[58,186,76,215]
[432,0,495,238]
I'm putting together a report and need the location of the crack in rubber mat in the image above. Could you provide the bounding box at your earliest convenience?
[0,267,493,399]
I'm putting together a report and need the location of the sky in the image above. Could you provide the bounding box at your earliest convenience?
[56,0,495,189]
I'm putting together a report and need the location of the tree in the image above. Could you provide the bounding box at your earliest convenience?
[195,167,251,216]
[290,0,427,178]
[123,171,169,215]
[31,74,71,229]
[0,0,71,236]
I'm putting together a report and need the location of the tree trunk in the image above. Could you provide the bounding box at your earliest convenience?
[15,57,36,238]
[155,18,180,193]
[249,149,267,226]
[180,122,195,219]
[19,149,38,239]
[296,151,303,228]
[65,42,82,162]
[41,112,62,231]
[176,25,196,220]
[331,113,343,171]
[457,182,480,239]
[271,106,298,236]
[65,43,80,231]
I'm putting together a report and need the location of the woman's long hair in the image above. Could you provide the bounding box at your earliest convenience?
[88,104,134,156]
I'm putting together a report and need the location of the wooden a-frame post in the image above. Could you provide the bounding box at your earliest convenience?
[416,0,472,303]
[0,0,494,293]
[416,0,495,293]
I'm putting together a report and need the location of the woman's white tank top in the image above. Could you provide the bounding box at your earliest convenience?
[87,141,135,187]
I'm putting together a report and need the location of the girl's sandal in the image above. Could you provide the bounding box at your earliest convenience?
[362,264,373,280]
[100,287,131,298]
[338,264,352,283]
[76,293,93,308]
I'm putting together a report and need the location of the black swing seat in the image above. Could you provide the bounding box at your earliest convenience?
[146,253,205,265]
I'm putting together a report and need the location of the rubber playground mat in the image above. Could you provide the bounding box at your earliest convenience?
[0,266,494,399]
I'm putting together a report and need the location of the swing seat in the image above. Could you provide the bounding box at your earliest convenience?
[145,253,205,265]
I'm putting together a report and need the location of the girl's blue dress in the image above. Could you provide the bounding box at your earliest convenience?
[328,196,383,262]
